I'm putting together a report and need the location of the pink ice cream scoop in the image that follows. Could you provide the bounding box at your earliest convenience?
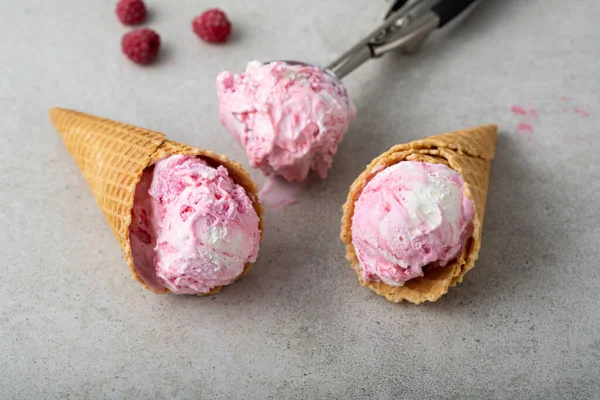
[216,61,356,182]
[129,155,261,294]
[351,161,474,286]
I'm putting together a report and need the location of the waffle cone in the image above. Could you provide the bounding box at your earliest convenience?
[49,107,263,295]
[341,125,498,304]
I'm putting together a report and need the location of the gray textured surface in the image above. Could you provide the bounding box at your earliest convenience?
[1,0,599,398]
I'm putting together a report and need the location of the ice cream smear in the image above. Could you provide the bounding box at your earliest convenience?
[216,61,356,182]
[351,161,474,286]
[129,155,261,294]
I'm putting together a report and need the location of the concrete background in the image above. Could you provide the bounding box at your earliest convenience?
[1,0,599,398]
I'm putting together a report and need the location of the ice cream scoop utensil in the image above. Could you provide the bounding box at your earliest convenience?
[326,0,481,78]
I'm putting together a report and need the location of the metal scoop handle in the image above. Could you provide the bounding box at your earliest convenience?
[326,0,480,79]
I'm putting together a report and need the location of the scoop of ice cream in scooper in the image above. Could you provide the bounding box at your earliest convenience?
[216,0,481,182]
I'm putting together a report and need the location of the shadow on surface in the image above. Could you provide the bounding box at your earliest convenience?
[151,42,174,67]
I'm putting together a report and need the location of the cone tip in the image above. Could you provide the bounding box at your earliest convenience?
[478,123,499,138]
[48,107,68,125]
[482,123,498,133]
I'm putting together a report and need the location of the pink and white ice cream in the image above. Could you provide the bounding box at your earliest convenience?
[216,61,356,182]
[129,155,261,294]
[351,161,474,286]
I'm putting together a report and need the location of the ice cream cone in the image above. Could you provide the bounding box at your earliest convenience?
[341,125,498,304]
[50,107,263,294]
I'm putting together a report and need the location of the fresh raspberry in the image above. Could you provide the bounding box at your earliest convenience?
[116,0,147,25]
[192,9,232,44]
[121,28,161,65]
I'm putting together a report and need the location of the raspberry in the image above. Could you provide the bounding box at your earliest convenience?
[121,28,161,65]
[192,9,232,44]
[180,206,194,222]
[116,0,147,26]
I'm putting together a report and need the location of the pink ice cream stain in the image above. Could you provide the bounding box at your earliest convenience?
[258,176,300,210]
[510,105,539,143]
[560,97,590,117]
[515,123,537,143]
[511,105,538,120]
[573,135,591,144]
[516,123,534,133]
[528,109,539,120]
[510,106,528,116]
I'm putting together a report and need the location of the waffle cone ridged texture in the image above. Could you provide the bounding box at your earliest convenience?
[341,125,498,304]
[49,107,264,295]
